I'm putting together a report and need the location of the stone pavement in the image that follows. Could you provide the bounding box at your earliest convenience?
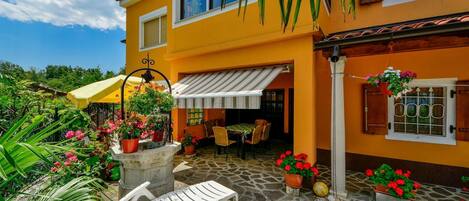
[173,144,469,201]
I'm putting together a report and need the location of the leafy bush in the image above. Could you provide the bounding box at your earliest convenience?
[127,86,174,115]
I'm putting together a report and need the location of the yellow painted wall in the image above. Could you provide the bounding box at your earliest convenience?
[125,0,171,78]
[315,46,469,168]
[169,36,317,162]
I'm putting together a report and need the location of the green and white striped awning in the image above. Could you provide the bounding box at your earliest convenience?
[172,65,287,109]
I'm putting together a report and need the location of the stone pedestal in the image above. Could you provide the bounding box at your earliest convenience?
[111,142,181,200]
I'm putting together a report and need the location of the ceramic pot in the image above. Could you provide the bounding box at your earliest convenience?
[379,82,393,95]
[184,145,195,155]
[121,139,139,153]
[284,173,303,189]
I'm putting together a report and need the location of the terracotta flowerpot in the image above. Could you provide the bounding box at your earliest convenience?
[152,130,164,142]
[379,82,393,96]
[374,185,416,201]
[121,139,139,153]
[374,184,389,193]
[284,173,303,189]
[184,145,195,155]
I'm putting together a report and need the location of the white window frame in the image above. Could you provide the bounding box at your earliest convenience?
[139,7,167,52]
[385,78,457,145]
[382,0,415,7]
[172,0,257,29]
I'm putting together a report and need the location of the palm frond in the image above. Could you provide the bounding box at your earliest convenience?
[34,176,105,201]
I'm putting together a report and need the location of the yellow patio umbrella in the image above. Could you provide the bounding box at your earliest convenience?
[67,75,144,109]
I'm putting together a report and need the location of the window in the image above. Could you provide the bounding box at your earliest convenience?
[187,108,204,126]
[386,79,456,145]
[382,0,414,7]
[140,7,167,51]
[173,0,252,28]
[180,0,237,20]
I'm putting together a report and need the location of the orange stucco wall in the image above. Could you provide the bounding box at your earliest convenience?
[315,46,469,168]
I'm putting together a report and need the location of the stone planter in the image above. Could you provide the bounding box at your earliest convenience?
[374,186,416,201]
[284,174,303,189]
[111,142,181,199]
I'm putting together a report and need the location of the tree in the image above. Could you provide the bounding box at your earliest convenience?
[222,0,356,31]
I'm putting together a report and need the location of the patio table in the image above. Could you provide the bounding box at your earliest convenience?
[226,123,255,160]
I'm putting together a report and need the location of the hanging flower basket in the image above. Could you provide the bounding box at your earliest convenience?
[367,67,417,97]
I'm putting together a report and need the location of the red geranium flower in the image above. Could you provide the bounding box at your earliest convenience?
[295,162,304,170]
[404,170,411,178]
[396,179,405,185]
[311,167,319,176]
[388,181,398,189]
[280,154,286,159]
[303,162,311,169]
[365,169,374,177]
[413,182,421,189]
[54,161,61,168]
[294,153,307,161]
[395,169,403,176]
[394,187,404,196]
[276,159,283,166]
[285,150,292,156]
[284,165,291,171]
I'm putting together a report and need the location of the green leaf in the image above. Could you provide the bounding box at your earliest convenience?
[292,0,302,31]
[0,145,26,178]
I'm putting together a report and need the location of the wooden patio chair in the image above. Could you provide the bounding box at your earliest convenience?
[213,126,237,160]
[261,123,272,149]
[120,180,238,201]
[254,119,267,127]
[244,125,263,159]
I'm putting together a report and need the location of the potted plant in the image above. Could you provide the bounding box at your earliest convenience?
[181,134,200,155]
[115,116,145,153]
[146,113,168,143]
[275,150,319,189]
[128,85,174,115]
[365,164,421,200]
[462,176,469,192]
[366,67,417,97]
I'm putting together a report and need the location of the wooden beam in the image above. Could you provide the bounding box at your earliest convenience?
[321,32,469,58]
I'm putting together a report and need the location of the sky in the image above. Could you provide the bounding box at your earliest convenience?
[0,0,126,72]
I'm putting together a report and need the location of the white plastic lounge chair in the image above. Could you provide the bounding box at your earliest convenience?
[120,180,238,201]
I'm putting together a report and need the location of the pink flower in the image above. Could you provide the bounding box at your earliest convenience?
[50,167,58,173]
[140,131,149,139]
[280,154,286,159]
[65,152,75,159]
[413,182,421,189]
[284,165,291,171]
[54,161,61,168]
[404,170,411,178]
[65,131,75,139]
[64,161,71,166]
[75,130,85,141]
[68,155,78,162]
[285,150,292,156]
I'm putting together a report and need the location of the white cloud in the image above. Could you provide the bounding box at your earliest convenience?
[0,0,125,30]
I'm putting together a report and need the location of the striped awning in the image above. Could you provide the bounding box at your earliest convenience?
[172,65,287,109]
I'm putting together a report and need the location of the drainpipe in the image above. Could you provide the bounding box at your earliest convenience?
[329,45,347,200]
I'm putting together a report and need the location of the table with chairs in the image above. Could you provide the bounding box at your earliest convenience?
[213,119,271,160]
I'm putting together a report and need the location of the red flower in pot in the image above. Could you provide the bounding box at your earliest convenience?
[181,134,200,155]
[275,150,319,189]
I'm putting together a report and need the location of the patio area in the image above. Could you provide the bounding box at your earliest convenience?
[173,142,469,201]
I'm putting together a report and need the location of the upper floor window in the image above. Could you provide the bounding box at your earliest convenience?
[180,0,237,20]
[140,7,167,51]
[382,0,414,7]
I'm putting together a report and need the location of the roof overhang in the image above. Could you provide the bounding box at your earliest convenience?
[117,0,142,8]
[315,12,469,57]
